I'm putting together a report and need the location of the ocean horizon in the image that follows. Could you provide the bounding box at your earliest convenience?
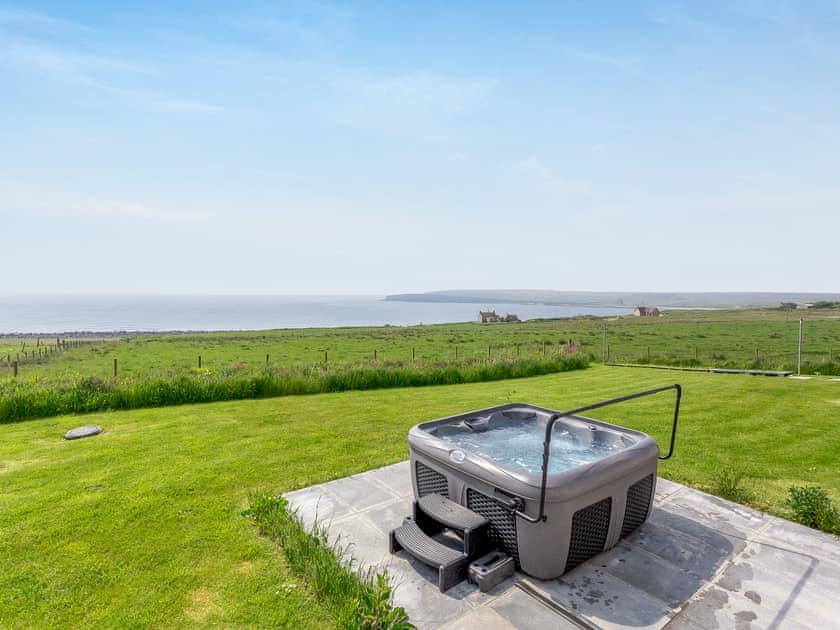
[0,294,631,334]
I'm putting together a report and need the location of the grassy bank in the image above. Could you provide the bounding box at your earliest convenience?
[1,366,838,627]
[0,355,587,423]
[246,493,410,629]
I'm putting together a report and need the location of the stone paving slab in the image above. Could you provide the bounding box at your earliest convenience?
[285,462,840,629]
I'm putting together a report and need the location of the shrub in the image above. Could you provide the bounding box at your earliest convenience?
[786,486,840,534]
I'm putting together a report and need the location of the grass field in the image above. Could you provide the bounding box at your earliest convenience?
[2,366,838,627]
[2,308,839,383]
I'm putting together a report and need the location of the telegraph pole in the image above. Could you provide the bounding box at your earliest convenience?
[797,318,803,376]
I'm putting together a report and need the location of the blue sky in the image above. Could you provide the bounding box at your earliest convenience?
[2,1,839,294]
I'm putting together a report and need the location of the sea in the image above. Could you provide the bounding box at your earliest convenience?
[0,295,631,334]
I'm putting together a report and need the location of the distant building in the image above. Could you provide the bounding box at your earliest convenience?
[477,310,519,323]
[633,306,660,317]
[780,302,798,310]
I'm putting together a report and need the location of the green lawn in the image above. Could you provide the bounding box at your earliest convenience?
[2,366,839,627]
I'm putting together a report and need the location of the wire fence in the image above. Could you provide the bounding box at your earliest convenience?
[1,316,838,378]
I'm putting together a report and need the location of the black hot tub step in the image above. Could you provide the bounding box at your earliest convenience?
[417,493,488,532]
[389,517,471,592]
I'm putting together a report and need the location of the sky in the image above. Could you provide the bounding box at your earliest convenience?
[1,1,839,295]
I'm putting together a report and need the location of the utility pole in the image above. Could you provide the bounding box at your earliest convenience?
[602,322,607,363]
[797,318,803,376]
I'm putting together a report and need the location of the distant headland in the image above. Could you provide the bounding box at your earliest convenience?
[384,290,840,309]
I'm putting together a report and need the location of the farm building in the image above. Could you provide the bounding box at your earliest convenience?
[477,310,520,323]
[633,306,660,317]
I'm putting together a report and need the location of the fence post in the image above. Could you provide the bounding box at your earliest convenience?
[13,361,18,377]
[455,345,458,360]
[487,344,491,359]
[754,348,759,362]
[198,355,202,369]
[113,358,118,377]
[695,346,698,360]
[374,349,377,360]
[412,347,415,361]
[324,351,328,363]
[266,353,270,364]
[543,341,546,357]
[647,346,650,361]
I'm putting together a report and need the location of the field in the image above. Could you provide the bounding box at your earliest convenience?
[2,366,839,627]
[2,308,839,383]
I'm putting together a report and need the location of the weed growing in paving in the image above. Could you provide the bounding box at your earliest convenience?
[711,466,754,503]
[786,486,840,535]
[245,493,412,629]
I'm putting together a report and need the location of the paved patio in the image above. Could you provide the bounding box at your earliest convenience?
[286,461,839,629]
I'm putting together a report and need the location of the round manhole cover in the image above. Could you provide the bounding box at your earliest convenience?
[65,425,103,440]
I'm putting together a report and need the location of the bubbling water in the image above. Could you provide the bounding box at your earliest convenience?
[435,415,630,475]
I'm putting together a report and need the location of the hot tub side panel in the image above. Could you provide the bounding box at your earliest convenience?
[409,443,658,580]
[516,458,658,578]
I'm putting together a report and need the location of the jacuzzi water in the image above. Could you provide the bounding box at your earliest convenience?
[433,414,632,474]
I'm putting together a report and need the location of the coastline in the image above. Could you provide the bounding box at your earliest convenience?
[0,295,633,335]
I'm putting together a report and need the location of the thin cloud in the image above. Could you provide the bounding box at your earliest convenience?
[647,6,729,38]
[0,6,91,33]
[1,30,225,115]
[217,3,355,52]
[108,87,228,114]
[331,70,499,141]
[3,38,158,81]
[2,193,210,225]
[511,157,592,192]
[734,0,840,66]
[561,47,641,71]
[361,71,499,116]
[218,15,325,52]
[0,192,359,257]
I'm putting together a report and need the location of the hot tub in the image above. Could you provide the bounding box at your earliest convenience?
[407,386,681,580]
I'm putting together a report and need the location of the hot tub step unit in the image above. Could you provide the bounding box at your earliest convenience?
[389,517,472,592]
[390,493,492,591]
[417,492,488,531]
[414,493,490,557]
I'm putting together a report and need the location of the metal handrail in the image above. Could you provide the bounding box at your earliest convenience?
[514,384,682,524]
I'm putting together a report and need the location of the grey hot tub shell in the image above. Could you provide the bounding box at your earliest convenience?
[408,402,660,580]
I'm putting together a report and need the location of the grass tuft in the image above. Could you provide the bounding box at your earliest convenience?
[711,466,754,503]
